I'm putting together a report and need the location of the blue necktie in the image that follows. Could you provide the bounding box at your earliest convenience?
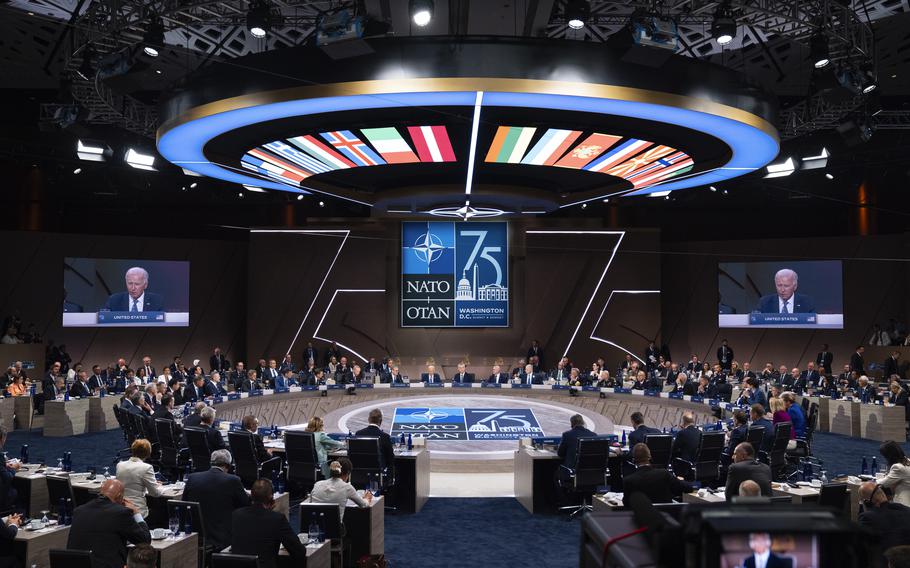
[781,300,789,314]
[130,299,138,312]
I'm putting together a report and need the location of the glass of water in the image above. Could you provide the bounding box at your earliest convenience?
[169,514,179,539]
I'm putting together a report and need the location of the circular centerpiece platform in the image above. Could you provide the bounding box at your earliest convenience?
[285,394,613,473]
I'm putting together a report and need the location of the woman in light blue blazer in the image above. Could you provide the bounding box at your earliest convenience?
[305,416,344,478]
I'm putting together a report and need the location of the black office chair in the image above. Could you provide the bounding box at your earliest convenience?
[212,553,260,568]
[788,403,819,463]
[801,397,810,413]
[45,475,76,516]
[745,426,766,452]
[167,500,212,567]
[818,482,849,515]
[760,422,792,481]
[674,431,725,487]
[644,434,673,469]
[128,411,151,440]
[558,437,611,518]
[49,549,93,568]
[348,437,389,490]
[285,431,321,497]
[112,405,132,442]
[183,427,212,472]
[228,431,283,488]
[155,419,189,481]
[300,501,347,567]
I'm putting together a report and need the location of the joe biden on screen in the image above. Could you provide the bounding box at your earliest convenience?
[103,266,164,312]
[756,268,815,314]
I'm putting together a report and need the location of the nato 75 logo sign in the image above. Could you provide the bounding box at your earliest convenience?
[400,221,508,327]
[390,407,542,441]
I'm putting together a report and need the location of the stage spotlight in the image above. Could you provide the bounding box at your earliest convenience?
[77,139,111,162]
[764,157,795,178]
[810,34,829,69]
[409,0,434,27]
[296,194,304,201]
[581,202,587,209]
[189,182,197,189]
[565,0,590,30]
[238,192,244,198]
[711,4,736,45]
[801,147,829,170]
[73,168,82,175]
[318,201,325,207]
[247,1,272,38]
[709,185,718,192]
[125,148,156,171]
[242,185,267,193]
[142,17,164,57]
[825,173,834,180]
[649,190,671,198]
[602,198,610,203]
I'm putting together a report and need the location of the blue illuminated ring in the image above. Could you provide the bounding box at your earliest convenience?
[157,81,778,200]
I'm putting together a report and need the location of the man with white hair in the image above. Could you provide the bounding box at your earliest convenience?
[756,268,816,314]
[103,266,164,312]
[182,449,249,552]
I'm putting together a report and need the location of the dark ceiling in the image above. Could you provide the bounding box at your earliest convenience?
[0,0,908,241]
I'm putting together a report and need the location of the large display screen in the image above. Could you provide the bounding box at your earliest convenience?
[718,260,843,328]
[401,221,509,327]
[63,258,190,327]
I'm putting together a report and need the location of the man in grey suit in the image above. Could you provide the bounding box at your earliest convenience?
[725,442,772,500]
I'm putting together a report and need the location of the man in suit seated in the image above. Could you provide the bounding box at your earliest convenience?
[275,369,295,389]
[856,376,878,403]
[725,410,749,456]
[389,366,404,384]
[67,479,151,568]
[725,442,772,500]
[622,443,694,507]
[488,364,509,384]
[742,533,793,568]
[102,267,165,313]
[354,409,396,480]
[421,364,442,384]
[182,449,250,552]
[240,370,260,392]
[70,370,92,398]
[556,414,596,479]
[749,404,775,454]
[453,362,474,384]
[858,481,910,567]
[150,394,182,439]
[188,406,226,451]
[242,415,272,463]
[230,479,306,568]
[801,362,820,390]
[334,357,354,384]
[671,412,702,466]
[756,268,815,314]
[549,360,572,384]
[628,412,661,447]
[516,363,542,386]
[183,375,206,403]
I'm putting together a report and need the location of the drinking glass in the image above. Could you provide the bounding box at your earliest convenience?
[169,515,179,539]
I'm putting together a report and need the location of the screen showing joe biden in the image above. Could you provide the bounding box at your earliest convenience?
[718,260,843,329]
[62,258,190,327]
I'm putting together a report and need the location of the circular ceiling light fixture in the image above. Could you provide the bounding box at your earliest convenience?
[810,34,829,69]
[711,5,736,45]
[247,1,272,38]
[565,0,590,30]
[409,0,434,27]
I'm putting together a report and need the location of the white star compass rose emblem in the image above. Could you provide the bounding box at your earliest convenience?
[413,232,445,265]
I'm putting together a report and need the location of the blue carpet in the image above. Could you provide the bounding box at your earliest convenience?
[6,428,907,567]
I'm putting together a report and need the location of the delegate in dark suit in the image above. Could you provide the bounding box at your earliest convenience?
[850,351,866,374]
[182,468,250,552]
[621,465,693,507]
[102,291,165,312]
[628,425,661,448]
[67,495,151,568]
[0,512,17,568]
[355,424,396,476]
[816,350,833,372]
[70,381,91,398]
[743,553,793,568]
[556,425,597,469]
[230,505,307,568]
[726,424,748,455]
[151,406,183,438]
[751,418,775,453]
[859,502,910,567]
[671,426,702,464]
[487,372,509,384]
[725,460,772,499]
[756,292,815,313]
[420,372,442,384]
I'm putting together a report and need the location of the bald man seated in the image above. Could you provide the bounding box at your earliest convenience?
[67,479,151,568]
[738,480,762,497]
[103,266,165,312]
[725,442,772,500]
[858,481,910,567]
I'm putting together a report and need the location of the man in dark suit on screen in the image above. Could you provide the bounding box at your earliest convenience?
[102,267,165,312]
[742,533,792,568]
[756,268,815,314]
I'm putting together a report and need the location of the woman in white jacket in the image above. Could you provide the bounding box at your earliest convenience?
[115,439,163,518]
[879,440,910,507]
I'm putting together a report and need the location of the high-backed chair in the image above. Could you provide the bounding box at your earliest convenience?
[558,437,611,517]
[227,431,282,488]
[300,501,347,567]
[284,431,321,496]
[645,434,673,469]
[761,422,792,481]
[819,482,849,515]
[155,419,189,481]
[183,427,212,472]
[167,500,212,566]
[674,431,725,486]
[49,549,94,568]
[45,475,76,516]
[347,437,388,490]
[745,426,766,453]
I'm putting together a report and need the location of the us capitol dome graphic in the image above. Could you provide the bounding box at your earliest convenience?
[454,264,509,301]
